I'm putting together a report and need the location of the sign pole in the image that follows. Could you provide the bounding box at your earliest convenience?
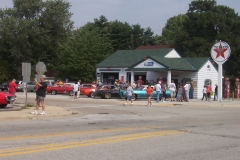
[25,84,28,106]
[211,41,231,103]
[218,64,222,102]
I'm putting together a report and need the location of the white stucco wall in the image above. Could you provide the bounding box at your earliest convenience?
[147,71,167,83]
[197,60,218,99]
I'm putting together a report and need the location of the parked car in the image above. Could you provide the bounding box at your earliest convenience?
[16,80,23,92]
[0,92,16,108]
[94,85,121,99]
[0,83,8,91]
[81,84,96,98]
[18,81,36,92]
[46,84,74,96]
[26,81,36,92]
[123,85,171,101]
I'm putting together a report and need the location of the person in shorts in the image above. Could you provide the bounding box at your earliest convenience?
[123,83,133,106]
[146,84,153,106]
[31,75,47,115]
[169,80,176,102]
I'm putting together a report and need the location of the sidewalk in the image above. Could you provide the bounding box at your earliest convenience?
[0,104,73,120]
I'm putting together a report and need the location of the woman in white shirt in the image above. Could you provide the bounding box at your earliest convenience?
[169,80,176,102]
[73,82,79,99]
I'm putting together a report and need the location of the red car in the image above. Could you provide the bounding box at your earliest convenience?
[0,92,16,108]
[47,84,74,95]
[81,84,97,98]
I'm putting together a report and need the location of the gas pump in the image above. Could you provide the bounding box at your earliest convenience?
[234,78,240,98]
[224,77,230,98]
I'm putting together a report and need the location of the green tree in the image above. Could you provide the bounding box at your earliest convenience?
[93,15,155,51]
[58,23,113,82]
[0,0,73,80]
[161,14,187,45]
[173,0,240,78]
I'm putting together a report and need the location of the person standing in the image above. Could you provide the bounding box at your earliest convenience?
[154,81,161,103]
[31,75,47,115]
[161,83,167,102]
[73,82,79,99]
[206,83,212,101]
[146,84,153,106]
[137,76,143,88]
[213,84,218,101]
[184,81,190,102]
[131,81,136,89]
[77,79,81,98]
[8,79,17,96]
[201,86,207,101]
[189,82,194,99]
[176,85,183,102]
[169,80,176,102]
[123,83,133,106]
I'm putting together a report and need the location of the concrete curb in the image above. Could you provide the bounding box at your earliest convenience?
[0,104,74,121]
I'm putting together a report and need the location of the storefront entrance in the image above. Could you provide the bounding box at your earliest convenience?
[102,73,119,85]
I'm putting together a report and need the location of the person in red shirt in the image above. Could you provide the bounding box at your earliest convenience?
[146,84,153,106]
[8,79,17,96]
[206,83,212,101]
[137,76,144,88]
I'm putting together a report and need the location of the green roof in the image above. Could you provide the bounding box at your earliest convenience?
[129,57,209,71]
[96,49,174,68]
[97,48,210,71]
[184,57,210,70]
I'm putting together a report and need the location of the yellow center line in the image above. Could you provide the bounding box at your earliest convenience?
[0,130,185,157]
[0,126,163,141]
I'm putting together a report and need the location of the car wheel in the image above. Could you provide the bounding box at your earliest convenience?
[51,90,56,95]
[132,94,137,101]
[69,91,74,96]
[0,104,7,108]
[89,92,95,98]
[105,93,111,99]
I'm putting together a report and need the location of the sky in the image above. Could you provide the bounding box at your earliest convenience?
[1,0,240,35]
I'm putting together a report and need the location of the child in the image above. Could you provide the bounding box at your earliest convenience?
[146,84,153,106]
[201,86,207,101]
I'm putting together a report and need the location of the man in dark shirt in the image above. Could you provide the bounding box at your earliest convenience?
[31,75,47,115]
[213,84,218,101]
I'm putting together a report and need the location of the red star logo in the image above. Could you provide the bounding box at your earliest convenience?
[214,43,227,59]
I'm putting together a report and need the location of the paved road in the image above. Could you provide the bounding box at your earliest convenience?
[0,92,240,160]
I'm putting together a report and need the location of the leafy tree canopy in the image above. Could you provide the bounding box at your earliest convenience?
[160,0,240,78]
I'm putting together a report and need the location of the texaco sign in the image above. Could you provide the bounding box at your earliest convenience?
[211,41,231,64]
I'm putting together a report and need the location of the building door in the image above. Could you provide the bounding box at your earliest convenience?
[134,75,146,84]
[204,79,212,86]
[102,73,119,85]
